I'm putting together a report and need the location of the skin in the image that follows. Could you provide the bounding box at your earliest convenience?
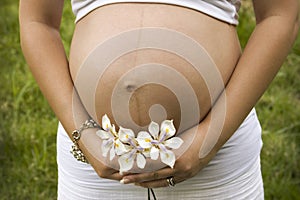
[69,3,241,132]
[19,0,299,190]
[68,3,242,175]
[124,0,300,187]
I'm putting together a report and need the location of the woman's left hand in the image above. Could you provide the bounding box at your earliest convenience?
[120,124,214,188]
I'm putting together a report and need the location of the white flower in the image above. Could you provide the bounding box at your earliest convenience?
[118,148,146,173]
[117,127,147,173]
[96,114,127,160]
[136,120,183,168]
[118,127,135,144]
[96,115,183,172]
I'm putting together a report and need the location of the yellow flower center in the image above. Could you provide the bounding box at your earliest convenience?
[166,128,169,133]
[145,138,151,142]
[126,134,129,139]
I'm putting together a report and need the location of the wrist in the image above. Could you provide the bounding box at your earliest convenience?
[70,119,100,163]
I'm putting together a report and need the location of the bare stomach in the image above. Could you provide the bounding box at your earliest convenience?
[69,3,241,134]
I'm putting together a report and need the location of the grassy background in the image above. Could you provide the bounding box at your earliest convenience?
[0,1,299,199]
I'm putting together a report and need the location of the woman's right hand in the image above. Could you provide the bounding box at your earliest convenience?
[78,128,124,181]
[91,160,123,181]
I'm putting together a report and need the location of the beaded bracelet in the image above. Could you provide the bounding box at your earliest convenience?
[70,119,100,163]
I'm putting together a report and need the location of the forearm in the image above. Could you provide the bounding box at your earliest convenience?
[199,8,299,159]
[20,22,123,179]
[20,22,88,136]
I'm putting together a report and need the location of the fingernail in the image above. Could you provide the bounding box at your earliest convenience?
[120,178,129,184]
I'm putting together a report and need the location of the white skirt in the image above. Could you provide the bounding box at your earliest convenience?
[57,108,264,199]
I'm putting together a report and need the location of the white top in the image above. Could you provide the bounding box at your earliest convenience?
[71,0,241,25]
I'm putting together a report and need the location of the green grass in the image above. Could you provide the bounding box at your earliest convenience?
[0,1,299,199]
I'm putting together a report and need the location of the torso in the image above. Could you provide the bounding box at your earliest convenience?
[69,3,241,133]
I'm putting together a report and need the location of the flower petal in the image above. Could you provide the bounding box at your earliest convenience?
[136,131,153,148]
[110,124,117,135]
[159,120,176,140]
[96,130,113,140]
[148,121,159,139]
[118,152,135,173]
[164,137,183,149]
[109,144,115,161]
[101,139,112,157]
[102,114,111,131]
[118,127,135,143]
[160,149,176,168]
[136,153,146,169]
[114,139,128,155]
[150,146,159,160]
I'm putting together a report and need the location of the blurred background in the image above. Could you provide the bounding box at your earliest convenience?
[0,0,299,199]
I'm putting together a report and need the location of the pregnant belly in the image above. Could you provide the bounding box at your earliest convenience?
[69,3,241,133]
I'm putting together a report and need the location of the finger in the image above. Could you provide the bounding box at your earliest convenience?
[106,171,124,181]
[119,171,131,176]
[96,168,123,180]
[135,176,183,188]
[135,178,169,188]
[121,167,174,184]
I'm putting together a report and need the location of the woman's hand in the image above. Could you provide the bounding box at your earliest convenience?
[78,128,125,181]
[91,159,123,181]
[119,124,214,188]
